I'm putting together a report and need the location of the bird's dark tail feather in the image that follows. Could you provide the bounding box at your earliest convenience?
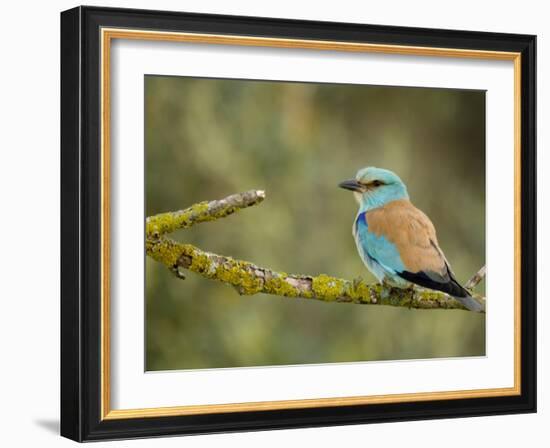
[398,270,484,312]
[454,290,485,313]
[448,271,485,313]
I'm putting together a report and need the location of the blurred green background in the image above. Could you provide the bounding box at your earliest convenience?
[145,75,486,371]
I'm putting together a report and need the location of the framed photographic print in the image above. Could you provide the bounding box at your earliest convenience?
[60,6,536,442]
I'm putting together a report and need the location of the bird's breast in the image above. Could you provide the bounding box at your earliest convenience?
[353,211,367,238]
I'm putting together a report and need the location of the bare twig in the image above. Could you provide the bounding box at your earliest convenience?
[464,265,486,290]
[146,190,486,313]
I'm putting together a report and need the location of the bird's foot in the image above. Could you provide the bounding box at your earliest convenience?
[408,285,419,309]
[407,285,432,308]
[352,276,364,290]
[381,279,393,291]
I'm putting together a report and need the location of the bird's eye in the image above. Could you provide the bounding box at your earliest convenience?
[371,180,382,187]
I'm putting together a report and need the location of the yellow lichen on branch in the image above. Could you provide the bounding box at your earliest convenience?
[146,190,265,238]
[145,190,486,312]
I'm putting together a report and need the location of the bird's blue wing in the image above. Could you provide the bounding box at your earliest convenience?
[354,212,406,276]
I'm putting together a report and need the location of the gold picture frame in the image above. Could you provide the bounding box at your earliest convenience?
[61,6,536,441]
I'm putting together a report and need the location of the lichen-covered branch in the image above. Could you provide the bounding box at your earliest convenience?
[146,189,265,238]
[146,190,486,312]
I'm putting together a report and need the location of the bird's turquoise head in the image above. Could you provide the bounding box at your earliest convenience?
[338,167,409,211]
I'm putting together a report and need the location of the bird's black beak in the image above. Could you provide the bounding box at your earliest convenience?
[338,179,364,192]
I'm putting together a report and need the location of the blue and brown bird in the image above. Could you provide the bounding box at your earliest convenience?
[339,167,483,312]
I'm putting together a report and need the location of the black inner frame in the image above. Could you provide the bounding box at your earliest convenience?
[60,6,536,442]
